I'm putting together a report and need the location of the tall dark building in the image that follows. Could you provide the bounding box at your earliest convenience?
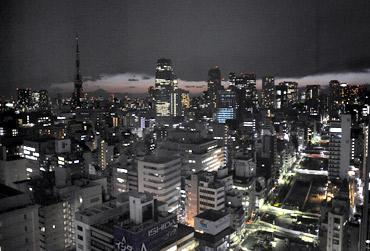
[256,124,278,181]
[232,73,258,119]
[207,66,223,111]
[244,73,258,110]
[228,72,236,86]
[305,85,320,101]
[261,76,275,111]
[72,35,83,108]
[236,73,258,112]
[329,80,341,117]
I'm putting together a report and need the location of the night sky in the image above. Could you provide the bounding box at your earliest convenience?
[1,0,370,95]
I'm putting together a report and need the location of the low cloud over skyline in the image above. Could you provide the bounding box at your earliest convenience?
[49,69,370,95]
[2,1,370,96]
[49,73,207,94]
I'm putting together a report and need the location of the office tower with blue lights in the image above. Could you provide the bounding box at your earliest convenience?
[216,89,236,124]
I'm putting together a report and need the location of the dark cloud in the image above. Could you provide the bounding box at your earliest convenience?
[1,0,370,95]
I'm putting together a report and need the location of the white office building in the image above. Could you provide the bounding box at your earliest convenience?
[138,155,181,212]
[158,129,225,175]
[185,171,226,226]
[328,114,351,180]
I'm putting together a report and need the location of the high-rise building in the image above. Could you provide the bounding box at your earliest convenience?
[153,58,180,117]
[329,80,341,102]
[234,73,258,113]
[157,129,225,175]
[275,82,298,109]
[305,85,320,101]
[16,88,32,112]
[216,89,236,123]
[275,84,288,110]
[228,72,236,86]
[207,66,223,111]
[180,89,190,110]
[171,88,182,117]
[26,170,106,251]
[137,155,181,212]
[98,139,114,170]
[329,81,365,118]
[72,34,83,108]
[230,73,258,121]
[185,171,227,226]
[360,122,370,250]
[328,114,351,180]
[256,124,278,181]
[31,90,49,110]
[216,108,235,124]
[261,76,275,111]
[155,58,177,88]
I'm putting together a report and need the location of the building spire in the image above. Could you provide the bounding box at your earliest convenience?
[72,33,83,108]
[75,33,81,81]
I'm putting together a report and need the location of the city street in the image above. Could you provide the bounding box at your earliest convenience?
[236,154,326,250]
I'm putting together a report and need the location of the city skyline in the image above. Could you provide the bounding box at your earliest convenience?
[47,67,370,95]
[1,1,370,251]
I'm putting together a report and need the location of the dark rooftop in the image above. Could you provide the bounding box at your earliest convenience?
[0,184,22,199]
[142,155,180,164]
[196,209,228,222]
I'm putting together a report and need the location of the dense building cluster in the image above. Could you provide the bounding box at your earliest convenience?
[1,39,370,251]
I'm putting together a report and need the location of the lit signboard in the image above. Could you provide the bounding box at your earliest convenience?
[114,215,177,251]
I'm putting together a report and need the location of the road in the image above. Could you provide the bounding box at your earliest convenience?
[236,153,323,250]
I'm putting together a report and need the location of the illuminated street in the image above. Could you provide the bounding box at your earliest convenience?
[236,154,326,250]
